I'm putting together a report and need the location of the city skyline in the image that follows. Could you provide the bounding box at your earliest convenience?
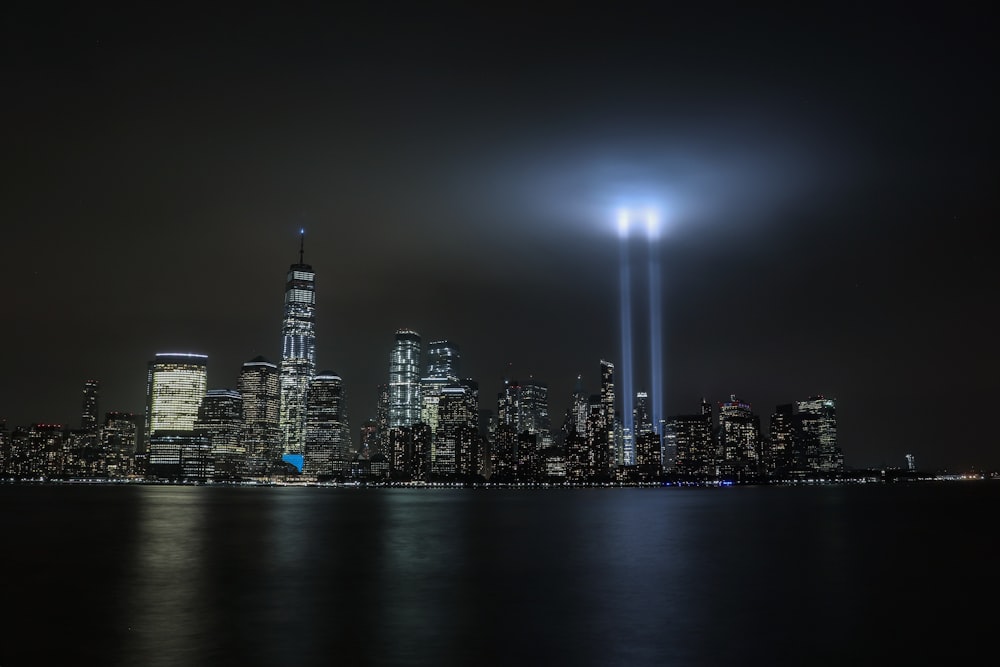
[2,5,996,471]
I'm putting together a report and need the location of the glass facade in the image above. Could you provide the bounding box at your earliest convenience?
[389,329,421,430]
[239,356,281,475]
[304,371,350,476]
[279,259,316,456]
[195,389,246,481]
[144,353,208,453]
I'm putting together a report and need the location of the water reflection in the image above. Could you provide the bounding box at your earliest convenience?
[119,486,210,666]
[2,483,991,666]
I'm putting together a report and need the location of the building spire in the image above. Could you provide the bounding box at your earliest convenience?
[299,228,305,264]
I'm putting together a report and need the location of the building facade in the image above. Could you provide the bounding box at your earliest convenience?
[304,371,350,477]
[389,329,421,430]
[278,235,317,457]
[239,356,281,476]
[194,389,246,481]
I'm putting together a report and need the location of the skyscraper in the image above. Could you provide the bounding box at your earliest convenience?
[304,371,350,477]
[279,231,316,457]
[144,353,208,476]
[194,389,246,481]
[102,411,138,478]
[419,340,460,439]
[434,384,476,476]
[389,329,421,430]
[518,378,551,439]
[794,396,841,474]
[633,391,660,477]
[144,353,209,448]
[239,356,281,475]
[718,394,761,482]
[81,379,99,434]
[598,359,616,475]
[667,400,715,479]
[425,340,460,379]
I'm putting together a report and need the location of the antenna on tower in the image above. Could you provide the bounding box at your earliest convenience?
[299,228,305,264]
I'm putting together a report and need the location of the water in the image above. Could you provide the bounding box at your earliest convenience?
[1,482,995,665]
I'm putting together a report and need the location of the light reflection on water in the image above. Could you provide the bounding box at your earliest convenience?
[1,483,996,666]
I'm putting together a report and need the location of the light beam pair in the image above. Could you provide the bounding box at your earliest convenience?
[617,208,663,464]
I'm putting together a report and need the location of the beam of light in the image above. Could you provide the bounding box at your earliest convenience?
[618,215,634,458]
[617,208,630,238]
[646,209,664,443]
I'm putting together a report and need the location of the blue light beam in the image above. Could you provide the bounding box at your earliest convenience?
[618,210,635,452]
[646,210,664,439]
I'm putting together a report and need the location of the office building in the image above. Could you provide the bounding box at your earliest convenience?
[195,389,246,481]
[389,329,421,430]
[304,371,350,477]
[278,232,317,457]
[239,356,281,475]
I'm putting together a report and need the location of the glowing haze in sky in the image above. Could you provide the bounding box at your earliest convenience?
[1,4,996,470]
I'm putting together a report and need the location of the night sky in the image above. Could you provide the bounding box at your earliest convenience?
[3,4,996,470]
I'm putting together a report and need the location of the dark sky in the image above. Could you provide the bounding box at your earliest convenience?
[2,3,997,470]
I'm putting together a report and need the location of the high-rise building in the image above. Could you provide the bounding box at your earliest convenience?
[568,374,589,437]
[304,371,350,477]
[239,356,281,476]
[633,391,660,476]
[279,232,317,457]
[195,389,246,481]
[389,329,421,430]
[718,394,761,482]
[144,353,208,453]
[667,400,715,479]
[102,411,138,478]
[425,340,460,380]
[144,353,208,478]
[359,418,378,460]
[598,360,616,475]
[519,379,551,439]
[794,396,841,474]
[767,403,796,477]
[81,380,99,434]
[434,384,479,476]
[375,382,390,460]
[420,339,461,439]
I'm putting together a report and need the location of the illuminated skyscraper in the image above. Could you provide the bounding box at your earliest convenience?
[81,379,99,434]
[518,379,550,439]
[420,341,460,439]
[425,340,460,379]
[195,389,246,481]
[304,371,350,477]
[375,382,390,459]
[633,391,660,477]
[434,384,478,476]
[718,394,761,482]
[667,400,715,479]
[794,396,841,474]
[102,411,138,478]
[389,329,421,430]
[767,403,796,477]
[598,359,616,475]
[144,353,208,476]
[279,231,316,457]
[144,353,208,449]
[239,356,281,475]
